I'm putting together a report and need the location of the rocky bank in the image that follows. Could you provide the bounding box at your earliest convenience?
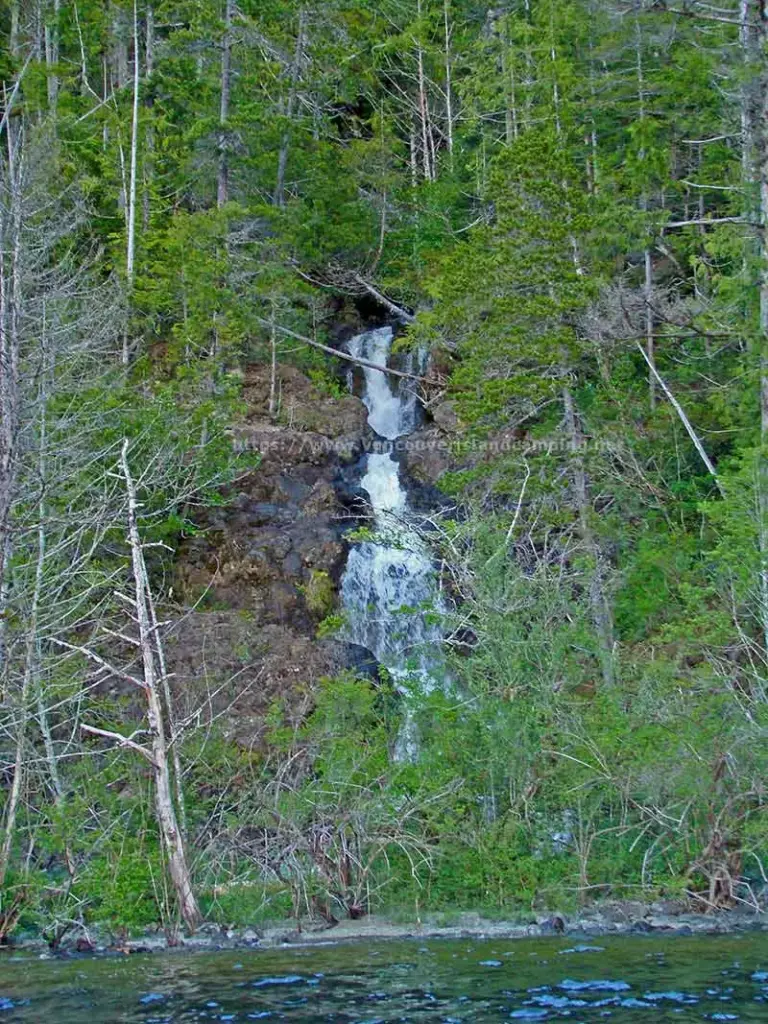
[165,362,375,744]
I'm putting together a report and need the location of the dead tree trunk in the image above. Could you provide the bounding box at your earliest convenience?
[562,386,615,687]
[123,0,140,365]
[443,0,454,168]
[757,0,768,657]
[119,439,201,932]
[217,0,232,208]
[415,0,433,181]
[142,4,154,230]
[0,114,23,674]
[0,334,49,888]
[273,8,306,207]
[44,0,60,114]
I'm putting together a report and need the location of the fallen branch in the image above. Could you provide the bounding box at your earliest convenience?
[257,319,439,384]
[635,342,725,497]
[352,274,415,324]
[80,723,156,763]
[662,216,747,229]
[51,637,147,689]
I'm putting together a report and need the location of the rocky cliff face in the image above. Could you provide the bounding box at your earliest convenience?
[167,363,372,744]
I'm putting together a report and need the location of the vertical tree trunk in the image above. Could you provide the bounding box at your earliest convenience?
[217,0,232,209]
[0,320,51,888]
[112,5,129,89]
[44,0,60,114]
[635,9,656,409]
[0,116,23,674]
[268,311,278,419]
[119,440,201,932]
[644,246,655,410]
[9,0,20,57]
[123,0,140,365]
[415,0,433,181]
[562,386,615,687]
[756,1,768,656]
[274,8,306,207]
[409,115,418,188]
[147,585,187,839]
[143,4,154,230]
[500,32,518,145]
[443,0,454,169]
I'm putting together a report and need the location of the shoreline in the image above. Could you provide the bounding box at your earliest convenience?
[3,904,768,959]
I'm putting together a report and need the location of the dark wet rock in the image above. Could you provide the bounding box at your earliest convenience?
[631,919,654,933]
[432,400,460,433]
[401,425,457,486]
[337,641,380,680]
[651,899,686,916]
[539,915,566,935]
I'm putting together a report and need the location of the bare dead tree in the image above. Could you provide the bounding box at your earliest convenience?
[65,440,201,932]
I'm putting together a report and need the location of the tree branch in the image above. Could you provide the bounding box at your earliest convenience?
[80,723,156,763]
[635,342,725,497]
[257,319,438,384]
[351,274,415,324]
[50,637,147,689]
[662,216,747,229]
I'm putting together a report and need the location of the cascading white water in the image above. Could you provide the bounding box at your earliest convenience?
[341,327,442,756]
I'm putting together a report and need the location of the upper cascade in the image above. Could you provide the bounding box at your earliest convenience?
[340,327,444,744]
[347,326,415,440]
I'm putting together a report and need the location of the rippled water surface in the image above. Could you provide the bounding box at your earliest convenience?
[3,933,768,1021]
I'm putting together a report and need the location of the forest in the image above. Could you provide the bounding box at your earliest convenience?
[2,0,768,945]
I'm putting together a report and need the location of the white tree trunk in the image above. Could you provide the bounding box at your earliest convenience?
[274,8,306,207]
[217,0,232,208]
[443,0,454,167]
[563,386,615,687]
[120,440,201,932]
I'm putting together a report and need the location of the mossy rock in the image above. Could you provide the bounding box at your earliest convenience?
[304,569,336,618]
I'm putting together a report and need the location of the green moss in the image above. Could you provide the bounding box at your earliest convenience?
[302,569,336,618]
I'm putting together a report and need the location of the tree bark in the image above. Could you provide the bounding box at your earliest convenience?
[0,115,23,674]
[217,0,232,208]
[44,0,60,114]
[273,8,306,207]
[415,0,433,181]
[119,440,201,932]
[143,4,154,231]
[756,0,768,656]
[562,386,615,687]
[0,344,48,888]
[443,0,454,168]
[123,0,140,365]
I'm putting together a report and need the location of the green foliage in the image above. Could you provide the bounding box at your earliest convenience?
[301,569,336,618]
[5,0,768,940]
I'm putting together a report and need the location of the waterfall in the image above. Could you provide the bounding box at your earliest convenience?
[341,327,442,758]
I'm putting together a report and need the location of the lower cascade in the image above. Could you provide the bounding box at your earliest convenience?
[340,327,443,757]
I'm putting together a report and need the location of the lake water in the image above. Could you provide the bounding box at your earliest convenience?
[2,933,768,1021]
